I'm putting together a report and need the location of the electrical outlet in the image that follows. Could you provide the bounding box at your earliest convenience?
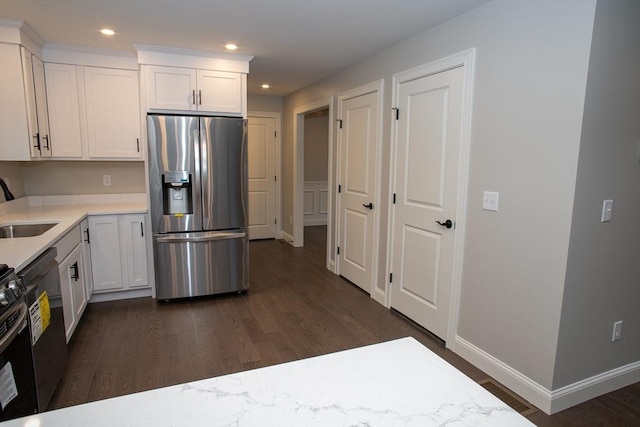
[482,191,499,212]
[103,175,111,187]
[612,321,623,342]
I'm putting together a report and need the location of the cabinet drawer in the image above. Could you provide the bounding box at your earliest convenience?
[54,225,81,262]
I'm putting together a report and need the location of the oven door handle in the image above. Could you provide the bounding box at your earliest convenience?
[0,302,28,354]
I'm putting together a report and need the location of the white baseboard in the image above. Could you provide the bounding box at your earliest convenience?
[89,288,152,303]
[281,230,294,245]
[327,259,335,273]
[549,360,640,413]
[454,336,640,415]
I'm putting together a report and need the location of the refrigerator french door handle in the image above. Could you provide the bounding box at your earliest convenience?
[155,231,246,243]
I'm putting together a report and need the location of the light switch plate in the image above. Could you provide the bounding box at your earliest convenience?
[601,199,613,222]
[483,191,499,212]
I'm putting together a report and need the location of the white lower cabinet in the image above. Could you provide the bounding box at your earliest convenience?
[80,219,94,299]
[88,214,149,293]
[56,231,87,343]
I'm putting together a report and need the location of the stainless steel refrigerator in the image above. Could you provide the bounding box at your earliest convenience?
[147,114,249,300]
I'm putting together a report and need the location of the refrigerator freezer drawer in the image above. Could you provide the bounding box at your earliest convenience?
[153,230,249,300]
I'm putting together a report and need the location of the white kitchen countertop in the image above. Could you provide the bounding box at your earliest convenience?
[0,201,147,272]
[4,337,533,427]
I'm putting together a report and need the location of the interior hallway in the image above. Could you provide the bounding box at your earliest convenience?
[51,226,640,425]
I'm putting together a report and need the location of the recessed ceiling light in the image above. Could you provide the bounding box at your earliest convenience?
[261,84,270,89]
[225,43,238,51]
[100,28,115,36]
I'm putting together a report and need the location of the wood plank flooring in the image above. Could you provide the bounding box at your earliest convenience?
[50,226,640,426]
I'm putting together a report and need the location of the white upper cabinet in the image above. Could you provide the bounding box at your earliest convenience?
[84,67,142,158]
[30,54,51,157]
[0,43,51,160]
[44,64,142,160]
[45,62,83,158]
[145,65,197,111]
[145,65,245,115]
[196,69,243,114]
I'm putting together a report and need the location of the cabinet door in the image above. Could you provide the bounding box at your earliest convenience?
[70,246,87,325]
[196,70,242,114]
[120,215,150,289]
[145,65,197,111]
[45,63,83,158]
[84,67,141,158]
[31,56,52,158]
[80,219,94,298]
[59,244,85,342]
[58,251,75,342]
[20,47,40,158]
[89,215,125,292]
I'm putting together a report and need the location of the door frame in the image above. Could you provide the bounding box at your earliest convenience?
[292,98,335,269]
[248,111,282,239]
[386,48,476,348]
[336,80,384,300]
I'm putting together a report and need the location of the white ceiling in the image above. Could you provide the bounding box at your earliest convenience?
[0,0,486,96]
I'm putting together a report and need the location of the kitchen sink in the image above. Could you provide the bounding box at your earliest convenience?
[0,223,58,238]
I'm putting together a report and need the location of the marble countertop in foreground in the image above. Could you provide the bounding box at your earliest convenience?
[5,337,534,427]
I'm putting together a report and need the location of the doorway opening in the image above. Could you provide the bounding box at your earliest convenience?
[292,97,334,271]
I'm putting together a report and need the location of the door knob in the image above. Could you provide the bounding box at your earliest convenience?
[436,219,453,229]
[362,202,373,210]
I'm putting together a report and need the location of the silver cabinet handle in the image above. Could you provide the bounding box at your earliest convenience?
[33,133,41,150]
[198,90,202,105]
[192,89,196,105]
[156,231,246,243]
[43,134,50,150]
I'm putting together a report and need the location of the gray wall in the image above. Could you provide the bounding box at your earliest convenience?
[283,0,597,389]
[248,94,283,114]
[304,112,329,182]
[554,0,640,389]
[0,161,26,200]
[21,161,146,195]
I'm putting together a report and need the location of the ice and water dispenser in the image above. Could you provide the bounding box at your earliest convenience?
[162,171,192,215]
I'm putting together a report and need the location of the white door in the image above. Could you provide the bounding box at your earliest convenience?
[248,116,277,239]
[338,90,379,293]
[390,66,465,342]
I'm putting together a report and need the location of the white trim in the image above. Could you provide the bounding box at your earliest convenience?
[293,98,334,248]
[454,336,640,415]
[386,49,476,350]
[135,44,252,72]
[248,110,282,239]
[89,288,152,303]
[281,230,294,246]
[549,360,640,414]
[336,79,385,304]
[454,336,552,413]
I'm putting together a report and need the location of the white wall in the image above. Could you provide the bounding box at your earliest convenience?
[283,0,597,396]
[554,0,640,389]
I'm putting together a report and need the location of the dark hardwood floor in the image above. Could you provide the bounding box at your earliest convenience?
[51,226,640,426]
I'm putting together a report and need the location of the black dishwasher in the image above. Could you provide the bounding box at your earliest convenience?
[19,248,68,412]
[0,265,37,421]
